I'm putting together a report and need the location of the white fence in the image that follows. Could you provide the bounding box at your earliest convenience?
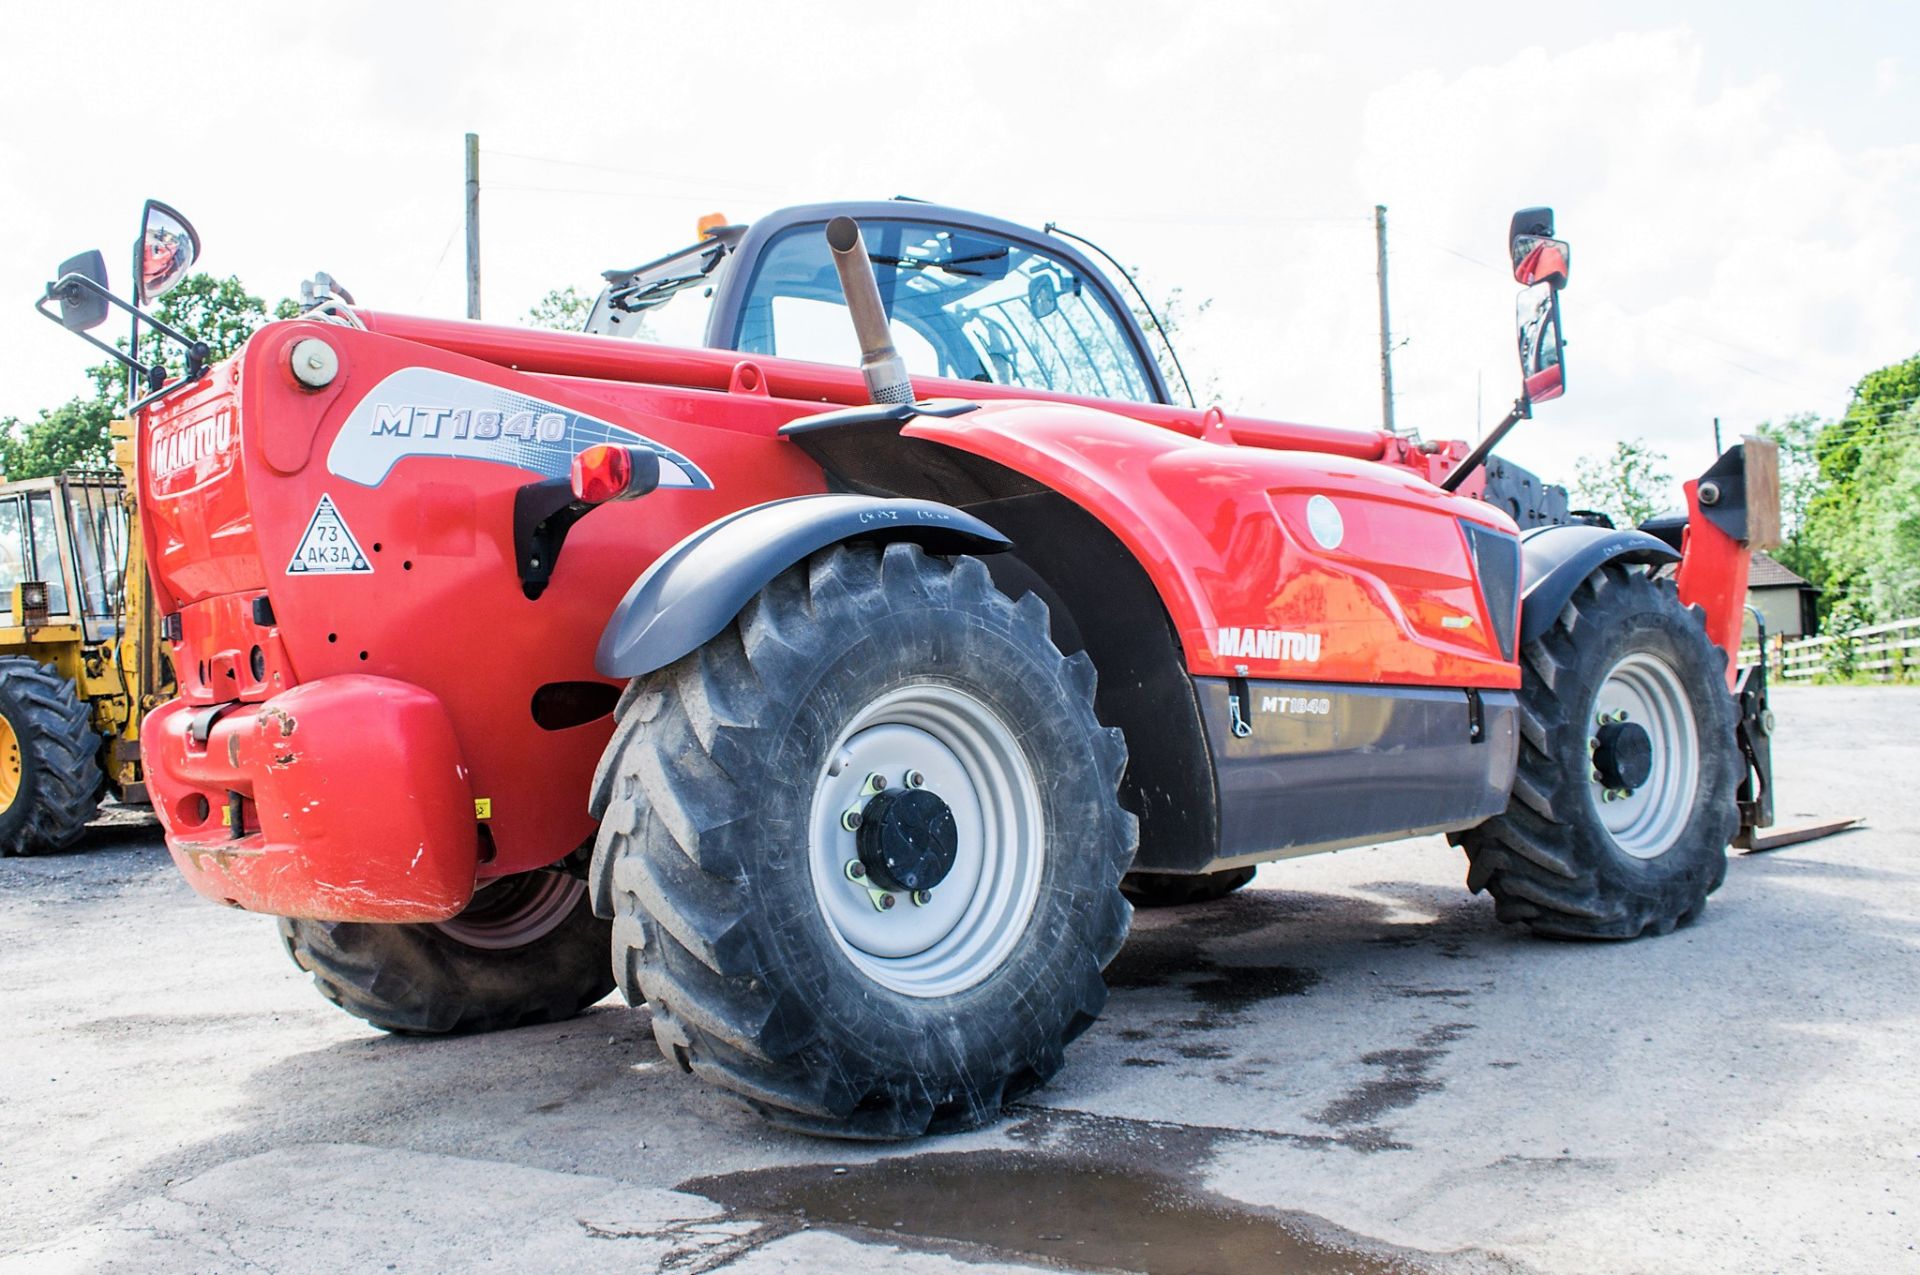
[1741,616,1920,681]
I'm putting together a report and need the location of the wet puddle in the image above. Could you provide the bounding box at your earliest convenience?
[687,1148,1432,1273]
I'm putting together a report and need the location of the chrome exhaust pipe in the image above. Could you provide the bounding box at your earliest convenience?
[825,216,913,405]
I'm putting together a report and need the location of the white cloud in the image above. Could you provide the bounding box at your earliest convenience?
[1351,29,1920,482]
[1,4,1915,502]
[1876,57,1902,99]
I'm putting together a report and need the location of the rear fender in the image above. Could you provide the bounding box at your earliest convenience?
[593,494,1009,678]
[1517,524,1680,647]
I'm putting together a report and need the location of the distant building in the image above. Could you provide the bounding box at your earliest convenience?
[1743,551,1820,640]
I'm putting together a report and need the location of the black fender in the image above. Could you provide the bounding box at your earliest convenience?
[594,494,1011,678]
[1518,524,1680,647]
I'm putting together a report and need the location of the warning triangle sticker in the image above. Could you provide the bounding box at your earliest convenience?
[287,493,373,575]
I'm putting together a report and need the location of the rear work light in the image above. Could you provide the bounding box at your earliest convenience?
[570,445,662,505]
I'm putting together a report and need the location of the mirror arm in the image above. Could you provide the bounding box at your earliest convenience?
[35,274,215,411]
[1438,394,1531,493]
[37,271,209,374]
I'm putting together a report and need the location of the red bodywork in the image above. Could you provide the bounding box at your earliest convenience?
[1672,476,1751,691]
[130,313,1709,922]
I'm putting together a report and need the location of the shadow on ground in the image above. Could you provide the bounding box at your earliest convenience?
[52,829,1918,1272]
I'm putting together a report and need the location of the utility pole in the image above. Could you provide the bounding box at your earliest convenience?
[465,132,482,320]
[1713,416,1723,453]
[1375,204,1396,433]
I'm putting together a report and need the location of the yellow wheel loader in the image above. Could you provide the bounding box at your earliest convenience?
[0,419,171,855]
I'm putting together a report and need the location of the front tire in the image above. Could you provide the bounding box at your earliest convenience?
[589,543,1135,1139]
[279,869,614,1034]
[0,658,101,857]
[1456,565,1739,939]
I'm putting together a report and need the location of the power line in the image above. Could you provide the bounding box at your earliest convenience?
[489,182,773,205]
[1395,230,1865,399]
[482,147,783,198]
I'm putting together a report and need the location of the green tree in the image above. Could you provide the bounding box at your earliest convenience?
[0,397,117,480]
[1,273,293,481]
[526,286,593,331]
[1130,284,1219,407]
[1804,350,1920,622]
[1573,438,1674,528]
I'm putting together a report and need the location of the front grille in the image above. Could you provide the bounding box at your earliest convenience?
[1463,521,1521,660]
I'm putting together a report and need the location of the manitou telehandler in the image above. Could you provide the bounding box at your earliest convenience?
[40,197,1784,1138]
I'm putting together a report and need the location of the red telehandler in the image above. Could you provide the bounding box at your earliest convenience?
[39,198,1788,1137]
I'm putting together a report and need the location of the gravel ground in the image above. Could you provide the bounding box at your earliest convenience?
[0,685,1912,1273]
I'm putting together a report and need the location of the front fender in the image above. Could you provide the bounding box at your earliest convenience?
[593,494,1010,678]
[1518,524,1680,647]
[892,401,1526,687]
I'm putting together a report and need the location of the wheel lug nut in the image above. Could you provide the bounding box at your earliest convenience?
[906,770,925,789]
[878,893,896,910]
[866,773,887,793]
[911,889,932,907]
[845,859,866,881]
[841,809,862,832]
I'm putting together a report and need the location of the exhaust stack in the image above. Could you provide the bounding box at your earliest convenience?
[825,216,913,405]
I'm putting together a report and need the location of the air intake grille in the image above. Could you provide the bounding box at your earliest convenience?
[1463,522,1521,660]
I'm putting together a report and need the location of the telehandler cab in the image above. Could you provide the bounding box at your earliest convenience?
[40,197,1784,1138]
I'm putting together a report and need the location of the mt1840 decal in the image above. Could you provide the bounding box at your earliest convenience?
[327,367,712,490]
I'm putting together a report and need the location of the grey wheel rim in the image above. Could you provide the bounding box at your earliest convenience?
[434,871,584,950]
[807,682,1045,999]
[1589,651,1700,859]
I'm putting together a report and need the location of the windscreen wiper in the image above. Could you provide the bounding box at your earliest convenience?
[867,249,1008,279]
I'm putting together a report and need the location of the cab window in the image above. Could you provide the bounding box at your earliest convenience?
[732,219,1157,403]
[0,498,24,605]
[65,482,127,627]
[26,492,69,614]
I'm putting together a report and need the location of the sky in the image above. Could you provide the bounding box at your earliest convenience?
[2,0,1916,489]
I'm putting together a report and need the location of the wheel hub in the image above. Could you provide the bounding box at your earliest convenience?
[1592,719,1654,792]
[0,711,19,815]
[808,684,1045,998]
[856,787,959,893]
[1588,652,1701,859]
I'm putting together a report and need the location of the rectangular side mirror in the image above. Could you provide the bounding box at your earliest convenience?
[1517,283,1565,403]
[50,250,111,332]
[1508,207,1570,287]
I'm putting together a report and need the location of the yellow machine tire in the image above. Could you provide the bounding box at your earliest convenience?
[0,658,102,856]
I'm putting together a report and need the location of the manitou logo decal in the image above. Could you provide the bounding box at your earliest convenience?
[327,368,712,490]
[1214,626,1322,663]
[149,405,234,479]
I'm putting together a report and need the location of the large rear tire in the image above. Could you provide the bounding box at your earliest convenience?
[279,869,614,1034]
[589,543,1135,1139]
[0,658,101,857]
[1455,565,1739,939]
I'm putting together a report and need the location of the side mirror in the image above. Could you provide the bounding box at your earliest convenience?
[1028,272,1060,319]
[1513,236,1571,288]
[1508,206,1570,288]
[50,251,111,332]
[1517,282,1565,403]
[137,199,201,304]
